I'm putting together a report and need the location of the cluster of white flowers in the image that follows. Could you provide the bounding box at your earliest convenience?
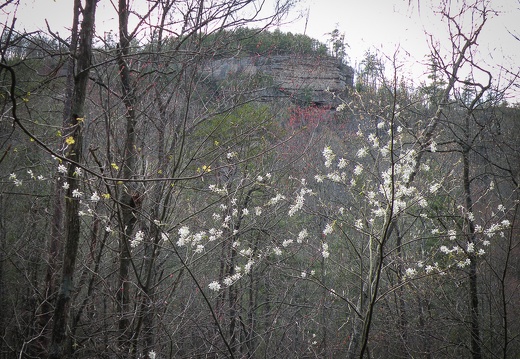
[356,147,368,158]
[483,220,510,238]
[353,164,363,176]
[440,245,462,255]
[223,272,242,286]
[368,133,379,148]
[208,184,228,195]
[288,187,312,217]
[338,158,348,169]
[131,230,145,248]
[176,226,191,246]
[267,193,286,206]
[9,173,23,187]
[208,281,221,291]
[425,263,439,274]
[226,151,238,159]
[405,267,417,278]
[429,141,437,153]
[208,259,256,293]
[297,229,308,243]
[448,229,457,241]
[208,228,223,242]
[322,146,335,168]
[239,247,253,257]
[457,258,472,268]
[323,222,333,236]
[90,192,100,202]
[9,171,46,186]
[429,183,441,194]
[321,242,330,258]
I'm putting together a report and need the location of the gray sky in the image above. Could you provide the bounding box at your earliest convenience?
[283,0,519,93]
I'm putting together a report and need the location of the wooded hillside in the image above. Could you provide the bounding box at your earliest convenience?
[1,1,519,358]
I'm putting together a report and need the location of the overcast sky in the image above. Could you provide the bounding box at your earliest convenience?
[4,0,520,98]
[285,0,519,88]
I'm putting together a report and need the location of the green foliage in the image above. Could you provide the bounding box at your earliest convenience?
[175,27,329,58]
[195,102,279,153]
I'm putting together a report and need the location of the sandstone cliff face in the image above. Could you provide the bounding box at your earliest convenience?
[204,55,354,107]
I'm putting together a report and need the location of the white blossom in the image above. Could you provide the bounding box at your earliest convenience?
[356,147,368,158]
[440,245,450,254]
[131,230,145,248]
[177,226,191,246]
[448,229,456,241]
[405,268,417,277]
[90,192,100,202]
[282,239,293,247]
[322,146,335,168]
[321,242,330,258]
[240,247,253,256]
[208,281,221,291]
[267,193,285,206]
[72,189,83,198]
[430,141,437,152]
[297,229,308,243]
[244,260,254,273]
[323,223,333,235]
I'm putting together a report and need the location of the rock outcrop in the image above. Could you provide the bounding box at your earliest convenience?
[204,54,354,107]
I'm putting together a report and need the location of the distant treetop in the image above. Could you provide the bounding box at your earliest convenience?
[204,27,330,58]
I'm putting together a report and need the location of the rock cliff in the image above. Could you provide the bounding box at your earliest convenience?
[204,54,354,107]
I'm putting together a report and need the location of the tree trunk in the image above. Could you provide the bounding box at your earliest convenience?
[48,0,97,358]
[117,0,139,355]
[463,143,482,359]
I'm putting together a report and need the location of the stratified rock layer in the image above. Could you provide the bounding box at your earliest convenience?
[204,54,354,106]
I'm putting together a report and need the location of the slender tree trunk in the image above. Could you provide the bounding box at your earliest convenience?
[48,1,97,357]
[463,143,482,359]
[117,1,139,355]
